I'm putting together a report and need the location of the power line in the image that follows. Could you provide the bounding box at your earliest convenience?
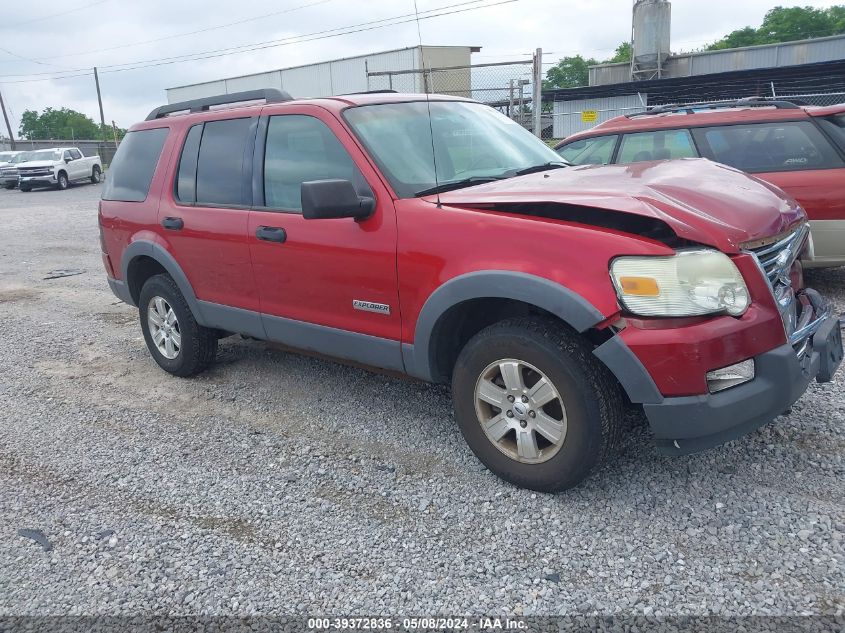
[0,0,517,83]
[101,0,514,73]
[7,0,336,64]
[2,0,109,28]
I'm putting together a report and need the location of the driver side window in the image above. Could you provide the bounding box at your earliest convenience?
[263,115,365,212]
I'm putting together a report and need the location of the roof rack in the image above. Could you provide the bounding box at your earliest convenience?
[341,89,398,95]
[145,89,294,121]
[625,96,800,118]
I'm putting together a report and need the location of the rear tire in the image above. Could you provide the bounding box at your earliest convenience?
[451,317,623,492]
[139,274,217,377]
[56,172,69,190]
[91,165,101,184]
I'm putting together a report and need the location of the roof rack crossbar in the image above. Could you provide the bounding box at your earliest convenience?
[145,89,294,121]
[625,96,800,118]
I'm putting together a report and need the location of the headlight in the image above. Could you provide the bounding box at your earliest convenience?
[610,249,749,317]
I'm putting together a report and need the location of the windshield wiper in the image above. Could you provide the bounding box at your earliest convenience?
[414,176,504,197]
[511,161,569,177]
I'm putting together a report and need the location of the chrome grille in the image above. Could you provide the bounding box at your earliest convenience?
[745,224,809,284]
[744,224,809,347]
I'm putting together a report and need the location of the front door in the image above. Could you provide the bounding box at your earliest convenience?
[248,107,402,370]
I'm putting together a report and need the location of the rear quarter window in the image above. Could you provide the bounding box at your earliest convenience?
[691,121,844,172]
[817,113,845,153]
[102,127,169,202]
[556,135,618,165]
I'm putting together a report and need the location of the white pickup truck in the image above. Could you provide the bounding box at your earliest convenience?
[16,147,102,192]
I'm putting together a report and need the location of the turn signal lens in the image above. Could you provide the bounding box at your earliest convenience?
[618,276,660,296]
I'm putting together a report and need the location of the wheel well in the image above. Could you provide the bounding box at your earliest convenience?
[428,298,614,384]
[126,256,168,305]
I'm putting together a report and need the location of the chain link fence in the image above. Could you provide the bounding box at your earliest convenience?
[366,60,552,136]
[544,91,845,141]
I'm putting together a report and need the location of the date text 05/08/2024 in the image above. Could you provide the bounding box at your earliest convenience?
[307,617,529,630]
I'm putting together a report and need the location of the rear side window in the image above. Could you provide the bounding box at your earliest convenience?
[617,129,698,163]
[102,127,169,202]
[263,115,363,212]
[195,117,254,206]
[691,121,844,172]
[556,135,618,165]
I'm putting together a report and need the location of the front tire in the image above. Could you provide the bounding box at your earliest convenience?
[139,274,217,377]
[56,172,69,190]
[91,165,101,184]
[19,185,31,192]
[451,317,623,492]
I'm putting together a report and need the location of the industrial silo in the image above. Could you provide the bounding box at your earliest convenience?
[631,0,671,80]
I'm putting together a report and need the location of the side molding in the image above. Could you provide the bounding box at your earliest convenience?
[408,270,606,381]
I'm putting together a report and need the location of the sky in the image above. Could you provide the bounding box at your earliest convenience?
[0,0,842,136]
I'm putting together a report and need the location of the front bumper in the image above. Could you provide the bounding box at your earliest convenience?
[19,175,56,186]
[644,310,841,455]
[0,176,18,186]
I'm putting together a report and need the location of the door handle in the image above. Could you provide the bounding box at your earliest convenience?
[162,217,184,230]
[256,226,287,243]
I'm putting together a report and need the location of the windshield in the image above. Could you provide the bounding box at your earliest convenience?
[0,152,15,162]
[26,150,62,162]
[10,152,33,164]
[344,101,563,198]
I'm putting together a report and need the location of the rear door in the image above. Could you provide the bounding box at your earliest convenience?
[157,115,261,315]
[247,105,402,369]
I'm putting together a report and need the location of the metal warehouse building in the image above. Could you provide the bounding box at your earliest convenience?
[549,33,845,139]
[166,45,480,103]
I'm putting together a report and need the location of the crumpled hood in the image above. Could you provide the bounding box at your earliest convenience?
[434,158,806,252]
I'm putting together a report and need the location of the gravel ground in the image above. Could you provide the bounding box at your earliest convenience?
[0,183,843,619]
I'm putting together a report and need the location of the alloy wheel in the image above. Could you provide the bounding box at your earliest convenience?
[473,358,568,464]
[147,296,181,359]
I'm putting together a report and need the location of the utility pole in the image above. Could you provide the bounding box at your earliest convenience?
[94,67,107,140]
[532,48,542,138]
[0,89,16,150]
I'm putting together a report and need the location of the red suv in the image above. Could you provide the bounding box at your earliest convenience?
[99,90,842,492]
[555,98,845,268]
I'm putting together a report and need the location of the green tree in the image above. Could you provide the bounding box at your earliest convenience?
[706,5,845,50]
[706,26,762,50]
[605,41,632,64]
[543,55,598,89]
[18,107,101,140]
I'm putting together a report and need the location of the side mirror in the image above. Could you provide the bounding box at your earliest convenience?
[301,179,374,220]
[64,156,72,163]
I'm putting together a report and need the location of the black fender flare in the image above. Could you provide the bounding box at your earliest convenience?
[404,270,606,382]
[121,240,207,325]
